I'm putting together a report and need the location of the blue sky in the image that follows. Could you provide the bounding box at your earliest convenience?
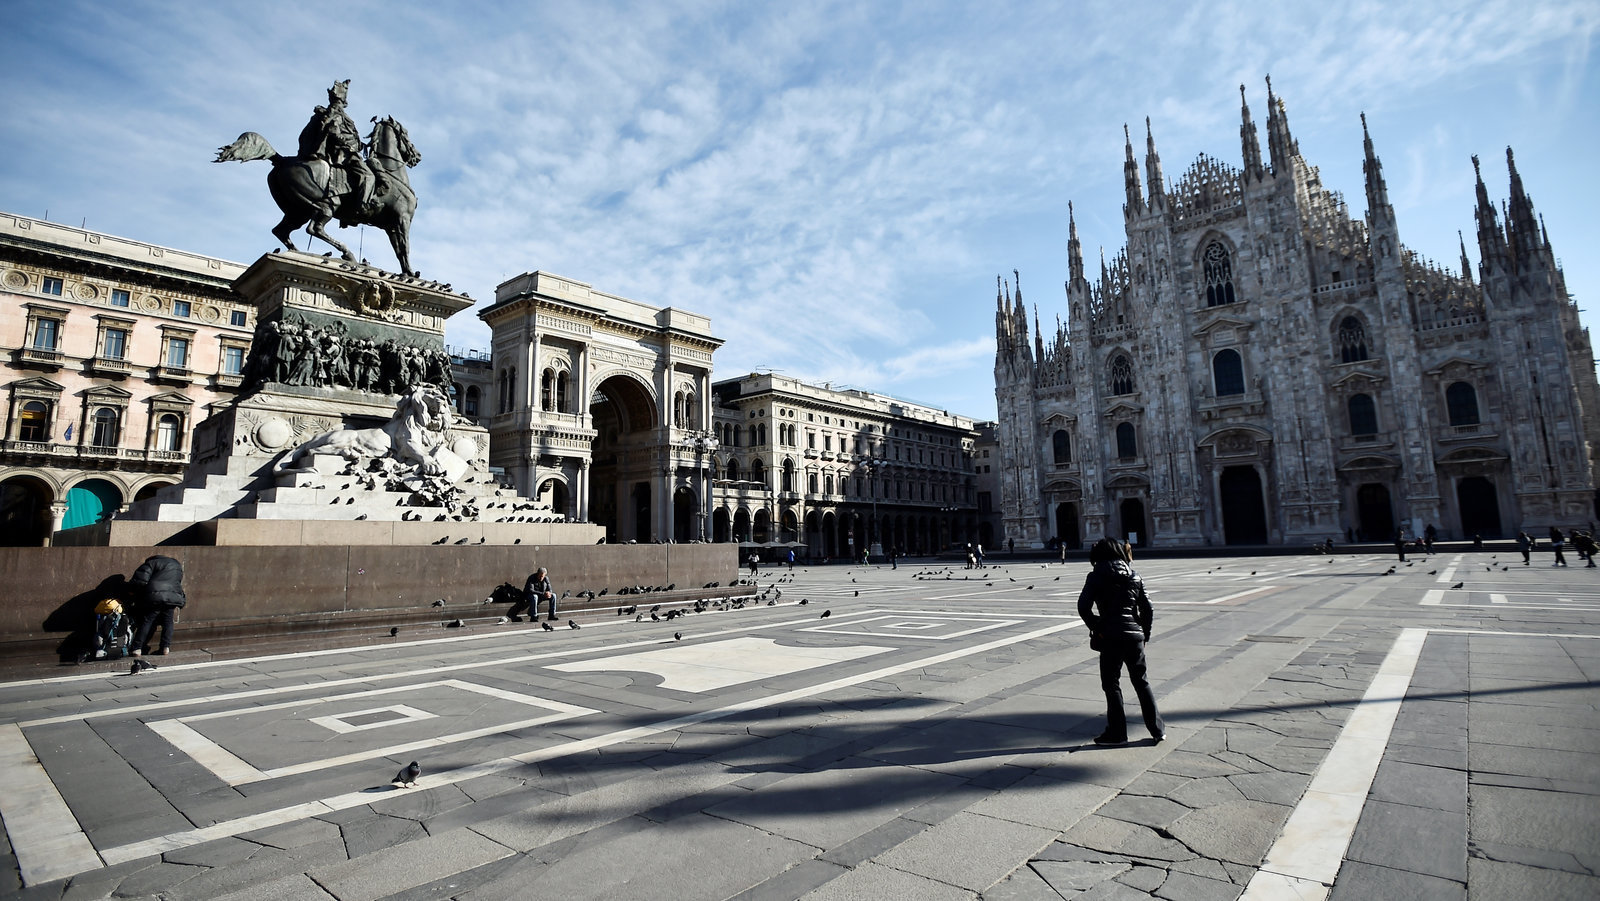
[3,1,1596,422]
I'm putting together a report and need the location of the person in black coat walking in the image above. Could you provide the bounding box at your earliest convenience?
[1077,538,1166,744]
[129,555,186,656]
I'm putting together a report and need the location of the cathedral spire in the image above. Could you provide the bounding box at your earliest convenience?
[1472,154,1507,271]
[1123,123,1144,214]
[1265,75,1297,175]
[1459,231,1474,284]
[1033,302,1044,360]
[1145,117,1165,206]
[1361,112,1391,219]
[1506,146,1540,263]
[1239,84,1263,181]
[1067,201,1085,285]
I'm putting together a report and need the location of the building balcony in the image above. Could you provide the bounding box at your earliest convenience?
[213,373,244,390]
[17,346,64,370]
[89,356,133,378]
[1196,392,1266,421]
[153,365,193,385]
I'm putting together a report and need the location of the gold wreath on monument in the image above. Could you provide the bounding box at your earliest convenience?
[355,279,398,317]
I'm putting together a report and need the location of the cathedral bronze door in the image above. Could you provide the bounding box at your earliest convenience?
[1356,483,1395,541]
[1220,466,1268,545]
[1056,502,1080,550]
[1456,476,1502,538]
[1119,498,1147,547]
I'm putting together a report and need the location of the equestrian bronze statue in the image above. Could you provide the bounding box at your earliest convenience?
[215,80,422,276]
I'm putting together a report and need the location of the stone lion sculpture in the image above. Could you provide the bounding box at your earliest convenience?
[278,385,452,475]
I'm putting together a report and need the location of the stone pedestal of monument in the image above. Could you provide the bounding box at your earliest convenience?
[94,251,597,546]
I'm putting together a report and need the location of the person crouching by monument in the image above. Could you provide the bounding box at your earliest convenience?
[1077,538,1166,745]
[524,567,557,621]
[129,555,186,656]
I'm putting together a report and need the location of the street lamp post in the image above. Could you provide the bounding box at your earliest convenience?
[856,459,880,559]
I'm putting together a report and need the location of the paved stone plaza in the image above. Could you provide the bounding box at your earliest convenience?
[1,550,1596,900]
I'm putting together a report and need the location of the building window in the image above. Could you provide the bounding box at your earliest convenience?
[556,372,569,412]
[1202,242,1236,306]
[1348,393,1378,436]
[752,459,766,487]
[91,408,120,447]
[165,336,190,369]
[1338,316,1369,363]
[230,310,247,327]
[223,346,246,375]
[111,289,131,308]
[1212,349,1245,396]
[1446,381,1480,426]
[1052,429,1071,464]
[32,317,61,350]
[1115,422,1138,459]
[19,401,50,442]
[155,413,182,452]
[782,459,795,492]
[464,386,480,416]
[103,327,128,360]
[540,369,553,411]
[726,459,740,481]
[1109,354,1135,396]
[825,474,834,495]
[172,300,191,318]
[808,472,818,493]
[41,276,64,296]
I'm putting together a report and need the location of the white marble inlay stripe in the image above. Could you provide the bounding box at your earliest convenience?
[1420,590,1443,606]
[1490,593,1509,605]
[150,680,595,786]
[1241,627,1426,899]
[308,704,437,734]
[0,722,103,886]
[801,614,1019,641]
[548,637,892,692]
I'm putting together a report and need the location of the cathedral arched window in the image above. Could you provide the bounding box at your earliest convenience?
[1115,422,1138,459]
[1202,242,1236,307]
[1446,381,1480,427]
[1109,354,1136,396]
[758,423,767,445]
[1212,349,1245,397]
[1348,393,1378,436]
[1337,316,1369,363]
[782,458,795,492]
[1052,429,1071,465]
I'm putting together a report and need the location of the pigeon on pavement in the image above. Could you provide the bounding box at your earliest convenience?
[1450,582,1465,590]
[820,610,831,618]
[541,621,554,631]
[393,761,421,788]
[568,620,580,629]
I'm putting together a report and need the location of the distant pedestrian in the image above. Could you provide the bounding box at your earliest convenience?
[1575,531,1598,568]
[1549,527,1568,567]
[1517,531,1532,565]
[1060,541,1068,564]
[1394,527,1407,563]
[976,544,985,566]
[129,555,186,657]
[786,549,795,571]
[1077,538,1165,745]
[523,567,558,620]
[889,547,897,569]
[1008,538,1015,555]
[748,553,760,577]
[1423,524,1437,555]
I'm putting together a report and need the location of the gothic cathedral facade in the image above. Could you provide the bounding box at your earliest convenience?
[994,80,1599,549]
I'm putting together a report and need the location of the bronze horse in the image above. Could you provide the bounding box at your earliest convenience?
[215,117,421,276]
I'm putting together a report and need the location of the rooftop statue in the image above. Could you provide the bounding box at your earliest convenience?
[215,80,422,276]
